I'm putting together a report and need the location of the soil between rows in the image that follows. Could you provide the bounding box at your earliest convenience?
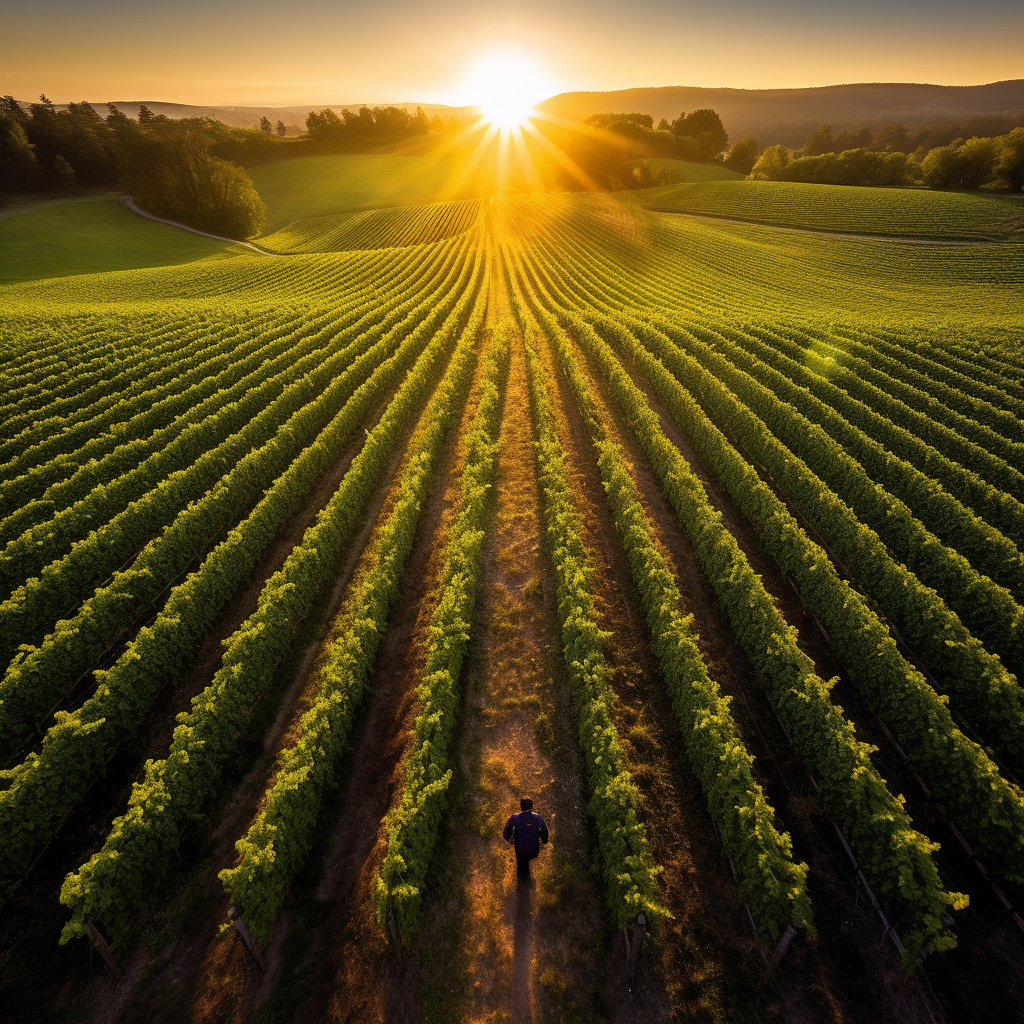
[588,314,1024,1023]
[0,339,408,1024]
[405,334,617,1024]
[0,324,467,1024]
[544,307,944,1023]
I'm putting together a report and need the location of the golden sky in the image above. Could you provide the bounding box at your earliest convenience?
[4,0,1022,105]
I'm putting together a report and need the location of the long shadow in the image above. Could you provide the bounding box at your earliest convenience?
[510,876,537,1024]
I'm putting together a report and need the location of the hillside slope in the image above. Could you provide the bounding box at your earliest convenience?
[538,80,1024,147]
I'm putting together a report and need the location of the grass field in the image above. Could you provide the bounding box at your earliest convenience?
[0,195,239,282]
[2,154,1023,1024]
[248,152,496,231]
[635,178,1024,240]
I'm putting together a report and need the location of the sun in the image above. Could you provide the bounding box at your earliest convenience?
[465,56,550,129]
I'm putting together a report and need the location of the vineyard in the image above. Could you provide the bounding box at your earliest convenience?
[637,179,1024,240]
[1,165,1024,1024]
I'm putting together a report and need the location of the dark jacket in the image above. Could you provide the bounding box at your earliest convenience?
[503,810,549,859]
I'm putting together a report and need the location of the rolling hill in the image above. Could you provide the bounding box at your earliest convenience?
[537,80,1024,147]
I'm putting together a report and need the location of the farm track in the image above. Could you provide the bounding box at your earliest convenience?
[122,199,275,255]
[406,332,619,1024]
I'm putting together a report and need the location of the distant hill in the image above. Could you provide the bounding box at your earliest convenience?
[536,81,1024,148]
[21,100,478,136]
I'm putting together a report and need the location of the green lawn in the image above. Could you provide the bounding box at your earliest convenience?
[633,180,1024,241]
[249,153,493,231]
[0,195,239,283]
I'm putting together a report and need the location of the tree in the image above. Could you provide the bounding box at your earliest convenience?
[430,114,445,134]
[0,111,42,190]
[412,106,430,134]
[258,116,272,134]
[872,123,908,152]
[725,136,759,174]
[670,109,728,158]
[800,124,834,157]
[446,116,459,135]
[921,137,998,189]
[53,154,78,189]
[306,107,343,141]
[749,144,791,180]
[138,104,155,125]
[657,118,670,132]
[583,112,654,131]
[275,120,286,137]
[994,127,1024,192]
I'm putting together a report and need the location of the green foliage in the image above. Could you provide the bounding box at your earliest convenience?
[218,281,486,940]
[1,243,480,906]
[58,255,485,945]
[634,179,1024,240]
[921,137,999,189]
[669,109,729,159]
[131,145,266,239]
[724,136,759,175]
[994,128,1024,192]
[304,104,432,150]
[582,113,656,131]
[523,331,664,931]
[539,306,814,947]
[650,318,1024,690]
[513,293,957,960]
[374,323,511,935]
[752,146,913,187]
[618,313,1024,904]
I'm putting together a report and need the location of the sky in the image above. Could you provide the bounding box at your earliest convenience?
[4,0,1023,106]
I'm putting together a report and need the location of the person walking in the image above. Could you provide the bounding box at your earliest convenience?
[503,797,549,881]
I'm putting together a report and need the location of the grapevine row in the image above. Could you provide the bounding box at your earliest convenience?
[58,248,485,944]
[219,290,487,939]
[584,312,1024,903]
[374,321,510,936]
[523,325,663,932]
[516,284,815,947]
[0,240,474,751]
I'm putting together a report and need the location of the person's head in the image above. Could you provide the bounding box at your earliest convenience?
[520,797,533,812]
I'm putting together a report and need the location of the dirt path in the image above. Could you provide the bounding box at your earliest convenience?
[401,331,614,1024]
[122,198,272,255]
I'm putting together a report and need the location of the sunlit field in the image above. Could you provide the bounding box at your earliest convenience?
[2,53,1024,1024]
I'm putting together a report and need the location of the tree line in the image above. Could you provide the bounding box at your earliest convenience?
[749,121,1024,190]
[303,104,441,148]
[0,97,459,238]
[532,109,736,189]
[0,97,278,237]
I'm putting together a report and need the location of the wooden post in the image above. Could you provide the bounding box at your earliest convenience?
[229,906,266,973]
[763,924,797,980]
[625,912,647,992]
[84,921,123,982]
